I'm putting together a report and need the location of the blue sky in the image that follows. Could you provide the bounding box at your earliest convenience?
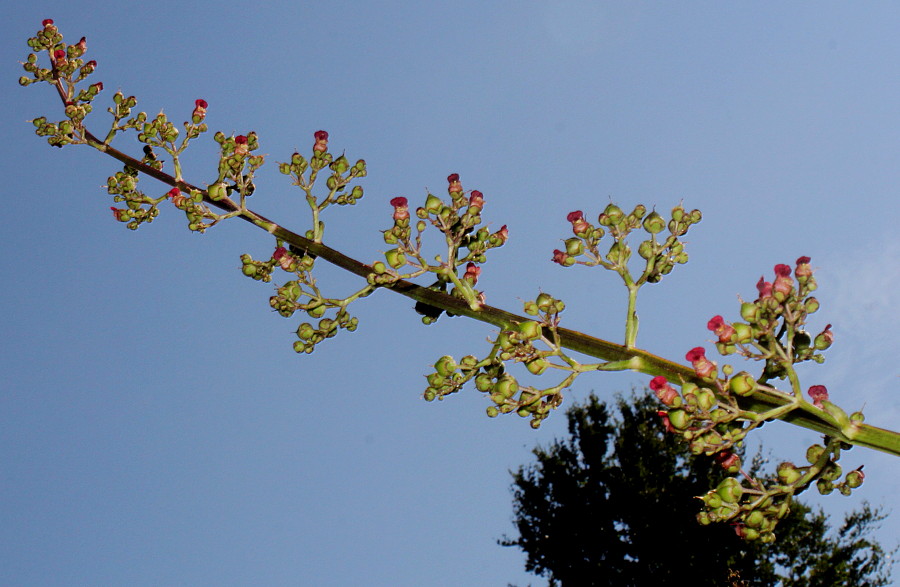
[2,2,899,585]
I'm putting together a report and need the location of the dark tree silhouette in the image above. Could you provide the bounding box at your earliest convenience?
[503,391,893,586]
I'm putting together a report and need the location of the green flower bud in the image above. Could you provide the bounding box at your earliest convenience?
[475,374,494,392]
[600,203,624,225]
[716,478,743,503]
[729,372,757,397]
[207,182,228,201]
[564,238,584,256]
[424,389,437,402]
[667,409,690,430]
[745,511,766,528]
[731,322,753,344]
[776,462,802,485]
[384,248,406,269]
[821,462,842,481]
[817,478,834,495]
[424,193,442,214]
[426,372,446,387]
[695,387,717,411]
[638,240,655,259]
[740,302,759,323]
[494,376,519,399]
[845,470,865,488]
[517,321,543,340]
[642,211,666,234]
[434,355,457,377]
[486,405,499,418]
[805,444,826,464]
[525,358,549,375]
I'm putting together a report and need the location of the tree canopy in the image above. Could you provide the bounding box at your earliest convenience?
[504,391,894,586]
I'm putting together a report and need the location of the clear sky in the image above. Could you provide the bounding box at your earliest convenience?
[2,2,898,585]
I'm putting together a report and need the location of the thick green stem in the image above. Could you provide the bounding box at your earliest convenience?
[76,127,900,458]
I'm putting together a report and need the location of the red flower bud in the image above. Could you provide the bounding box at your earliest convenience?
[390,196,409,221]
[795,256,812,278]
[447,173,462,194]
[658,410,676,433]
[756,276,773,299]
[808,384,829,408]
[566,210,590,235]
[714,450,741,472]
[649,376,679,406]
[53,49,66,62]
[195,99,208,109]
[42,19,54,27]
[552,249,569,266]
[707,315,735,343]
[313,130,328,152]
[686,347,716,379]
[463,262,481,284]
[469,190,484,209]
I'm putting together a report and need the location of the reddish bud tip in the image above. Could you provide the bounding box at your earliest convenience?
[552,249,568,265]
[756,276,773,298]
[649,376,668,391]
[566,210,584,223]
[234,135,248,144]
[390,197,408,208]
[686,347,706,362]
[447,173,459,183]
[796,256,811,265]
[273,246,288,261]
[167,187,181,197]
[774,263,791,277]
[314,130,328,141]
[43,19,54,26]
[707,315,725,331]
[195,99,208,108]
[53,49,66,60]
[808,384,829,408]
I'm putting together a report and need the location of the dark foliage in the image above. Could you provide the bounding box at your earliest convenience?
[503,391,893,586]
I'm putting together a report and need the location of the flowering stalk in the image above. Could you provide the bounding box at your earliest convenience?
[19,21,900,461]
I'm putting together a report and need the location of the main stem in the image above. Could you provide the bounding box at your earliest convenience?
[76,125,900,457]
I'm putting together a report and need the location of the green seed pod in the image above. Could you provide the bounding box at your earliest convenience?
[423,389,437,402]
[817,478,834,495]
[486,406,499,418]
